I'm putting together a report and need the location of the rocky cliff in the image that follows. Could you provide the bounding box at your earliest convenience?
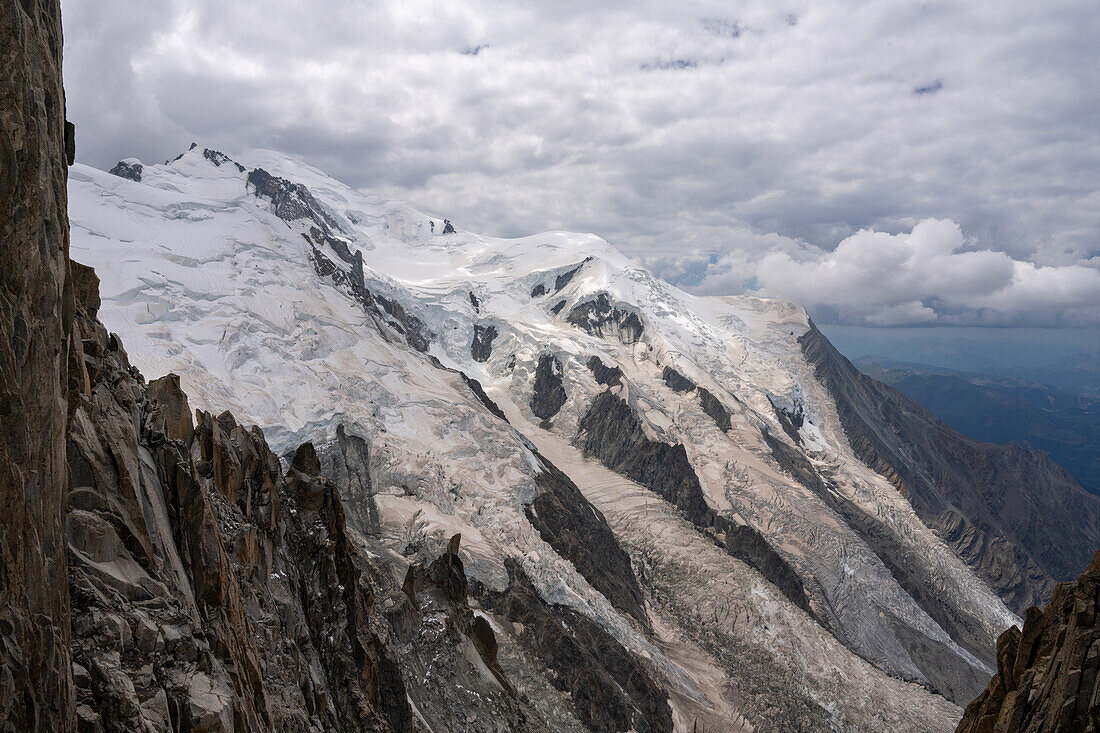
[1,1,75,730]
[956,548,1100,732]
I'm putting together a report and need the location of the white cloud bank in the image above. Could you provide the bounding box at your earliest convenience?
[685,219,1100,326]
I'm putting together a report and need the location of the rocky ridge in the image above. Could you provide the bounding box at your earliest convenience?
[957,548,1100,732]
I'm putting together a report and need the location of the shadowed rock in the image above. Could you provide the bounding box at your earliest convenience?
[460,373,510,423]
[1,2,77,727]
[578,390,713,529]
[725,524,812,616]
[108,160,143,181]
[697,387,732,432]
[567,293,645,344]
[524,451,648,626]
[662,366,696,393]
[247,167,344,234]
[531,353,567,421]
[202,148,245,172]
[471,323,497,362]
[957,548,1100,733]
[587,356,623,387]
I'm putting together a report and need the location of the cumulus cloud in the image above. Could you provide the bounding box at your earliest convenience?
[690,219,1100,326]
[60,0,1100,326]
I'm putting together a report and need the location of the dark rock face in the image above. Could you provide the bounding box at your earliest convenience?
[567,294,644,344]
[441,219,455,235]
[1,1,77,728]
[554,262,585,292]
[662,366,696,393]
[697,387,732,432]
[372,292,431,353]
[202,148,245,172]
[763,430,996,703]
[479,561,673,733]
[530,283,547,298]
[801,323,1100,614]
[550,299,567,315]
[531,353,567,421]
[957,548,1100,733]
[307,244,432,352]
[247,167,343,234]
[108,160,143,182]
[578,391,713,529]
[459,372,510,422]
[468,290,480,312]
[308,224,362,282]
[769,396,804,444]
[660,367,731,431]
[471,323,497,362]
[524,451,648,626]
[586,356,623,387]
[724,524,812,615]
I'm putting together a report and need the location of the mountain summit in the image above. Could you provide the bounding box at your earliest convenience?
[52,144,1099,729]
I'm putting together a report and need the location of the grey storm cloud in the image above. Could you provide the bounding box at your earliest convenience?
[62,0,1100,327]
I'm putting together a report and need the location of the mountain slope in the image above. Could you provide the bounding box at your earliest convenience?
[803,328,1100,614]
[857,357,1100,497]
[60,144,1097,728]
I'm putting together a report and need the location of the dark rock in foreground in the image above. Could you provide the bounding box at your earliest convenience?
[1,2,77,728]
[957,547,1100,733]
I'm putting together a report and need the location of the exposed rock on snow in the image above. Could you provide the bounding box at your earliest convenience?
[472,323,498,362]
[578,390,716,531]
[567,292,645,344]
[587,356,624,387]
[109,158,143,181]
[531,352,567,421]
[724,523,813,616]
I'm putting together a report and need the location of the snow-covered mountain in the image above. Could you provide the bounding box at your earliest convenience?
[64,145,1100,731]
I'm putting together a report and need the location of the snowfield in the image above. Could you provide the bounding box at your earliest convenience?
[68,146,1017,731]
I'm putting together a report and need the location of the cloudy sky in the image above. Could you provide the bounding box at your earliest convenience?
[62,0,1100,337]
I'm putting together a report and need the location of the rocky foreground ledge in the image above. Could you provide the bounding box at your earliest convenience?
[956,548,1100,732]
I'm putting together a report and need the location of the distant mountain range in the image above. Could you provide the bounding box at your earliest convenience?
[858,356,1100,497]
